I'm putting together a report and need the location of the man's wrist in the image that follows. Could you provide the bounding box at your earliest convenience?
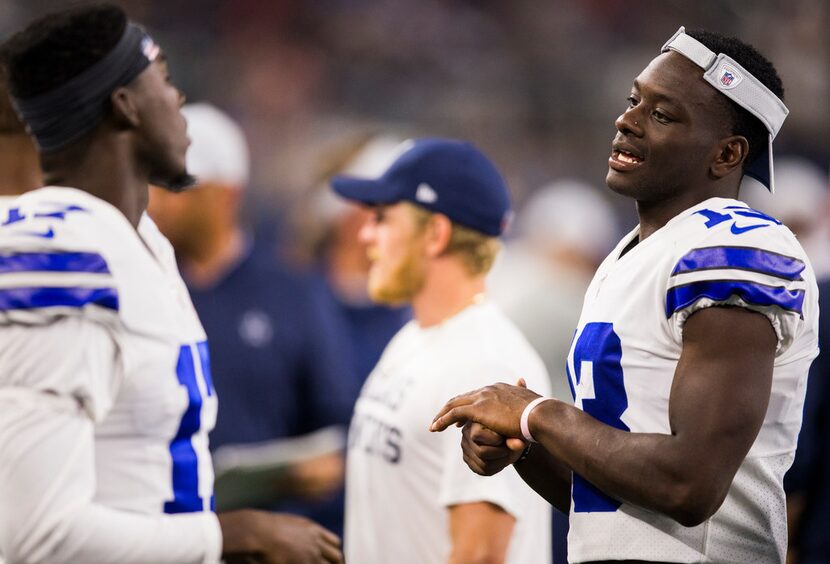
[515,442,533,465]
[520,397,552,443]
[218,509,261,555]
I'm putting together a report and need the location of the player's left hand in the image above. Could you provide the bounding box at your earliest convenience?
[219,510,343,564]
[263,513,343,564]
[430,378,542,438]
[460,422,527,476]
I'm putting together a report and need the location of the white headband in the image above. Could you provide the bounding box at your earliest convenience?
[661,27,788,192]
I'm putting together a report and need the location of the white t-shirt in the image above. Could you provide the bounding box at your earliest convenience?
[0,187,221,563]
[566,197,819,563]
[345,301,552,564]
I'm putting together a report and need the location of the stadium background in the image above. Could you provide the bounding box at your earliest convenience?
[1,0,827,232]
[1,2,828,562]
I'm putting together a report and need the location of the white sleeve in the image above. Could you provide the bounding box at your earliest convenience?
[0,320,222,564]
[666,231,809,353]
[437,421,526,519]
[1,316,120,422]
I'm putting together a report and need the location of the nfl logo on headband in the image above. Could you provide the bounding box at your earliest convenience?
[718,65,742,90]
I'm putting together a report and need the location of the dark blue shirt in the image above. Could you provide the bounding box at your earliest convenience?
[311,269,410,387]
[187,239,358,533]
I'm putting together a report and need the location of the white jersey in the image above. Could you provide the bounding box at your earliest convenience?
[345,301,552,564]
[566,197,819,563]
[0,187,221,563]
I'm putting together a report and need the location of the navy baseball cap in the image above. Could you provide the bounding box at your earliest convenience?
[330,138,512,237]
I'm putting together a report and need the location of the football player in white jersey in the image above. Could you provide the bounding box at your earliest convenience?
[432,28,818,563]
[331,138,552,564]
[0,4,342,563]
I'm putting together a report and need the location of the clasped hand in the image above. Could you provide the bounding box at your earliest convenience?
[430,379,541,476]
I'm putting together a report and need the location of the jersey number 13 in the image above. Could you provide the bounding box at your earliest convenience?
[567,322,630,513]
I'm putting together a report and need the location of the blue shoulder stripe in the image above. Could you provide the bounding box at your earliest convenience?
[0,286,119,312]
[0,252,110,275]
[671,246,804,281]
[666,279,804,318]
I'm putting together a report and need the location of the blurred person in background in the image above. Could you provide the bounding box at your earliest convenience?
[744,159,830,564]
[333,138,552,564]
[758,159,830,564]
[487,179,620,564]
[0,63,40,201]
[785,273,830,563]
[149,103,357,537]
[488,179,621,401]
[742,157,830,277]
[296,134,412,387]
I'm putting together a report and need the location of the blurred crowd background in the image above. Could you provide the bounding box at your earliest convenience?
[2,0,827,243]
[2,1,829,563]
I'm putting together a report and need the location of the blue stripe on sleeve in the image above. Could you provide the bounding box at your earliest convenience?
[0,252,110,275]
[665,279,804,318]
[671,246,805,281]
[0,286,119,311]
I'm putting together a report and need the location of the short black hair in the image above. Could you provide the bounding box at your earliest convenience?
[686,29,784,170]
[2,3,127,100]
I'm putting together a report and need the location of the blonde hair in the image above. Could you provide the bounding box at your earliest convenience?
[408,203,501,276]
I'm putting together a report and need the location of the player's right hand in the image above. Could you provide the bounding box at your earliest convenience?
[220,509,343,564]
[260,513,343,564]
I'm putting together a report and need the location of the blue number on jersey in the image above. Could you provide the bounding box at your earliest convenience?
[567,322,630,512]
[164,342,213,513]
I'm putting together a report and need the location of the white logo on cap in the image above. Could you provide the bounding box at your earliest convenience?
[415,183,438,204]
[717,64,742,90]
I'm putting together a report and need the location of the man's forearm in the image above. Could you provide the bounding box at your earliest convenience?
[0,402,222,564]
[529,399,733,526]
[513,445,572,513]
[447,502,514,564]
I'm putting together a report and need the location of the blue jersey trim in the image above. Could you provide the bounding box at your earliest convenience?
[0,251,110,275]
[671,246,805,281]
[0,286,119,311]
[666,279,804,318]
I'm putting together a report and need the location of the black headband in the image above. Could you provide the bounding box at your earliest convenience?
[12,23,159,153]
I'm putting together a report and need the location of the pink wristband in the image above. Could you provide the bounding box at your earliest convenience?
[520,397,550,443]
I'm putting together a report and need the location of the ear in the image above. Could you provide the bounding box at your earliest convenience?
[110,86,141,130]
[425,213,452,258]
[711,135,749,180]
